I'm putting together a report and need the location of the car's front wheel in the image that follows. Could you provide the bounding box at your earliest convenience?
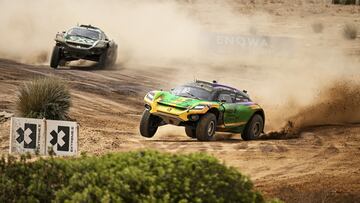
[99,48,117,68]
[196,113,217,141]
[98,49,108,68]
[139,110,161,138]
[185,126,197,138]
[50,46,62,69]
[108,46,118,67]
[241,114,264,141]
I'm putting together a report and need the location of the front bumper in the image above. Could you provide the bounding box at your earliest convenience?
[145,98,208,124]
[62,45,105,56]
[56,40,106,59]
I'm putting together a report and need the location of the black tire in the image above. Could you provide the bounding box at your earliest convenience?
[50,46,61,69]
[139,110,160,138]
[109,47,118,67]
[99,46,117,68]
[59,60,66,67]
[185,126,197,138]
[196,113,217,141]
[241,114,264,141]
[98,50,108,68]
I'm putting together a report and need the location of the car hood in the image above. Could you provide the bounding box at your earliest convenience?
[64,35,97,45]
[156,91,209,109]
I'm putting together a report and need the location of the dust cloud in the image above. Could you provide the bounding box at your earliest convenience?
[0,0,359,131]
[290,79,360,129]
[0,0,202,64]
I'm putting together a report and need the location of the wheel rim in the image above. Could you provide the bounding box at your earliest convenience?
[252,122,261,137]
[208,121,215,136]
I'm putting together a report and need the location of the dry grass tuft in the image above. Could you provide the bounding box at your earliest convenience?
[16,77,71,120]
[343,23,358,40]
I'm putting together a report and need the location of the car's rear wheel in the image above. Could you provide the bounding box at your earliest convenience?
[185,126,197,138]
[196,113,217,141]
[50,46,62,69]
[139,110,161,138]
[241,114,264,141]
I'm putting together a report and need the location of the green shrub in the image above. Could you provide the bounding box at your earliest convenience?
[343,23,358,40]
[0,151,265,203]
[16,77,71,120]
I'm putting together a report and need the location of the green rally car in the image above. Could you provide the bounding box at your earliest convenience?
[140,80,265,141]
[50,24,117,69]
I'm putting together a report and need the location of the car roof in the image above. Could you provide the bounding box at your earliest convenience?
[79,24,100,30]
[187,80,250,99]
[193,80,241,92]
[71,25,103,33]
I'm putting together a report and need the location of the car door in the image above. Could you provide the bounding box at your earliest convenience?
[218,91,238,127]
[232,93,253,127]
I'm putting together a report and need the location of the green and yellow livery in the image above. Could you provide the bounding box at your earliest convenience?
[140,80,265,141]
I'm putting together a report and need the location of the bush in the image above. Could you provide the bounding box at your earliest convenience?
[0,151,265,203]
[16,77,71,120]
[343,23,358,40]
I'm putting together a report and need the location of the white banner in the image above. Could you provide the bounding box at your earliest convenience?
[9,117,78,156]
[46,120,78,156]
[10,117,45,154]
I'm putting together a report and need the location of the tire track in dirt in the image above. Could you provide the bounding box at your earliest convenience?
[0,59,359,202]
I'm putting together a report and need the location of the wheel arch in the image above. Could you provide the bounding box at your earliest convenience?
[252,109,265,132]
[207,108,221,122]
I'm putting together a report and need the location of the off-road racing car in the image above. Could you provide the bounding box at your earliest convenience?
[50,24,117,69]
[140,80,265,141]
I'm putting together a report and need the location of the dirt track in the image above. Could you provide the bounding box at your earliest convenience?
[1,0,360,202]
[0,59,359,202]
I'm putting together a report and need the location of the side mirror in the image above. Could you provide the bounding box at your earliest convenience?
[243,90,248,94]
[220,99,227,103]
[62,31,66,34]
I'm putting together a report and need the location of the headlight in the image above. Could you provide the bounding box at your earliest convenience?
[55,33,65,42]
[145,92,155,101]
[192,105,206,110]
[95,41,107,48]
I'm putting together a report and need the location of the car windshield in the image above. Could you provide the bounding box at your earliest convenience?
[171,86,212,100]
[68,28,100,40]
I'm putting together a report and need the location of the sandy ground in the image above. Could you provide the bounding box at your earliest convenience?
[0,59,359,202]
[0,0,360,202]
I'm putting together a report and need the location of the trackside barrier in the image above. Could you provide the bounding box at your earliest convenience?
[9,117,78,156]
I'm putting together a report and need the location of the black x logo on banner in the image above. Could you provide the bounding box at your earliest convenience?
[50,126,70,151]
[16,123,37,149]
